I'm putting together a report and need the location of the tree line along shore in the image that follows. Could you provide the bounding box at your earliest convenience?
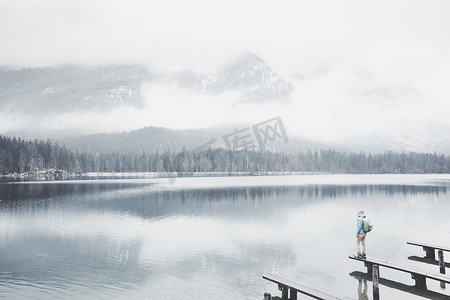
[1,135,450,179]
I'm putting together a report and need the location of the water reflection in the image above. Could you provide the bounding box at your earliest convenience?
[1,181,447,221]
[6,183,443,220]
[1,175,450,299]
[0,181,147,201]
[357,279,369,300]
[350,271,450,300]
[0,232,146,299]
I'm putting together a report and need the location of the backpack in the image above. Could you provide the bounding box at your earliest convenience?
[363,218,373,233]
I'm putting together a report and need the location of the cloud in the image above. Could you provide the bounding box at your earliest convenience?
[2,61,449,144]
[1,0,449,73]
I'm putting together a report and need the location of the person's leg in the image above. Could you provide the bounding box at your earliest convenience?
[356,236,361,254]
[361,234,366,253]
[361,234,367,258]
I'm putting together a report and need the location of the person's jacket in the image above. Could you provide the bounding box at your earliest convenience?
[356,213,366,235]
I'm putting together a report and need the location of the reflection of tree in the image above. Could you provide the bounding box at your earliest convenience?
[2,183,448,221]
[357,279,369,300]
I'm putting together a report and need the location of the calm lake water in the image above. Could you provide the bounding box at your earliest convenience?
[1,174,450,300]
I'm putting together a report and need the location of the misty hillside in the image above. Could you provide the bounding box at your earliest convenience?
[57,127,218,153]
[56,125,450,155]
[0,65,151,114]
[56,126,325,154]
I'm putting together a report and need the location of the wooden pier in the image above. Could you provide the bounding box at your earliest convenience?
[407,241,450,274]
[263,240,450,299]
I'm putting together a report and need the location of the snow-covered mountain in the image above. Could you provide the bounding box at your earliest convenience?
[0,65,151,114]
[0,53,291,117]
[168,53,292,102]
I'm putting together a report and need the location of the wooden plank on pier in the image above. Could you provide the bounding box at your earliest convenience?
[407,241,450,270]
[407,241,450,253]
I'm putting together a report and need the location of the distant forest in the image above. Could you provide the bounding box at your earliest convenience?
[1,135,449,175]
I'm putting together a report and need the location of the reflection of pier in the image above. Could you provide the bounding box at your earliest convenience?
[349,256,450,289]
[262,273,352,300]
[349,271,450,299]
[349,254,450,299]
[408,256,450,269]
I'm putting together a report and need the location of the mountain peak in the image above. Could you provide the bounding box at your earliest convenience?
[198,52,292,102]
[218,53,292,102]
[228,52,267,69]
[167,53,293,102]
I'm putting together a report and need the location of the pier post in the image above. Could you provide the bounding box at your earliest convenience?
[424,246,435,260]
[412,273,427,289]
[264,292,272,300]
[278,284,288,300]
[438,250,445,274]
[439,250,446,289]
[289,288,297,300]
[372,264,380,300]
[364,261,373,274]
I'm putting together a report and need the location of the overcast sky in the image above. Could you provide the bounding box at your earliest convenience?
[1,0,449,73]
[1,0,450,143]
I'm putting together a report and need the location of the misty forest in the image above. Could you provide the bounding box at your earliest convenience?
[1,135,449,176]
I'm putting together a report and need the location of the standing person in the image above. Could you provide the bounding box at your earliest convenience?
[355,209,367,259]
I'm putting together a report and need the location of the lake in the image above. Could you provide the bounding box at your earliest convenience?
[1,174,450,299]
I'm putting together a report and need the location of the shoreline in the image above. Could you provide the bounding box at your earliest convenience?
[2,170,449,183]
[1,170,326,182]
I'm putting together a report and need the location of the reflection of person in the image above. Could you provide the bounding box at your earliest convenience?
[358,279,369,300]
[355,209,367,259]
